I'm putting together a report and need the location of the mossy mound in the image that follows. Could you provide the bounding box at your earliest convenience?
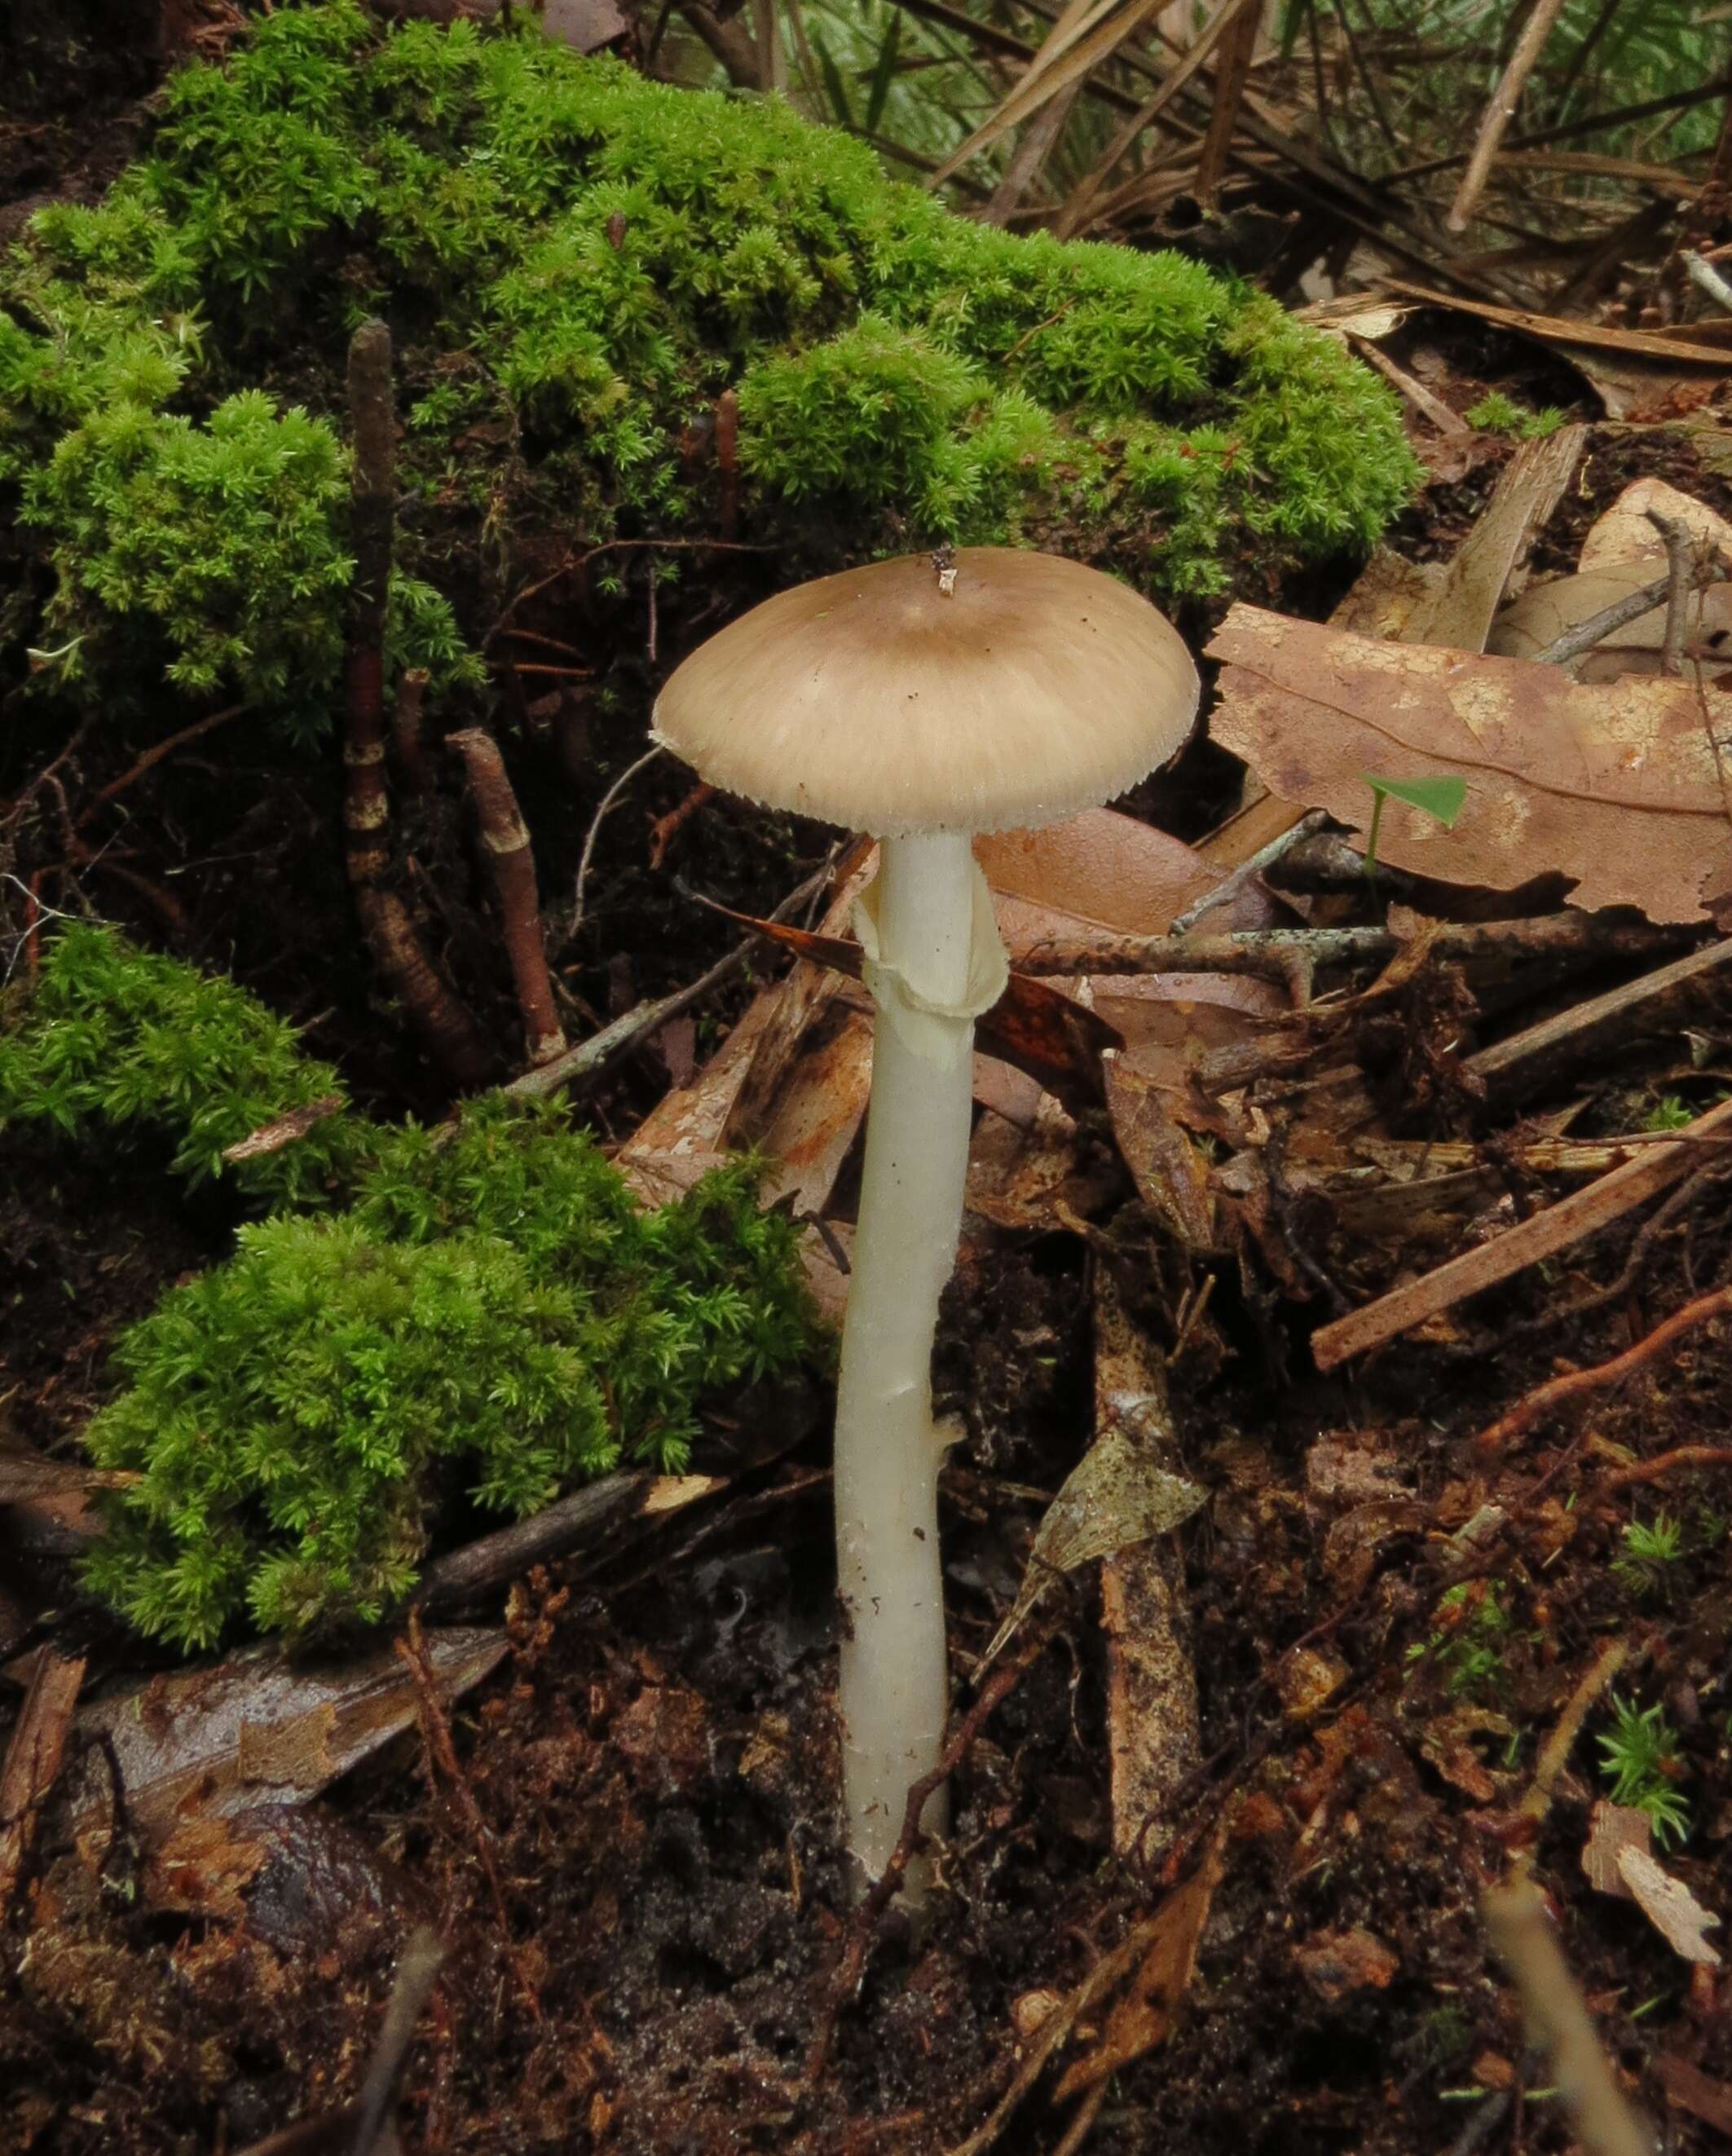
[1,0,1420,740]
[3,926,820,1647]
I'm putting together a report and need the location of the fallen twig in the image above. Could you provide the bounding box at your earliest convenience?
[448,727,566,1065]
[0,1648,86,1916]
[567,743,663,946]
[396,1609,541,2023]
[1602,1444,1732,1492]
[235,1926,444,2156]
[1531,569,1673,667]
[1312,1096,1732,1371]
[1465,935,1732,1102]
[1447,0,1567,231]
[508,855,836,1102]
[343,320,487,1088]
[1167,807,1327,933]
[1471,1282,1732,1455]
[1016,912,1690,981]
[414,1471,723,1612]
[647,779,716,871]
[1520,1638,1626,1831]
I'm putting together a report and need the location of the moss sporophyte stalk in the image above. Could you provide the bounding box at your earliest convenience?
[1,2,1419,742]
[0,928,823,1648]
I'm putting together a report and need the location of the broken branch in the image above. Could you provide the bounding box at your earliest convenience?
[1311,1096,1732,1371]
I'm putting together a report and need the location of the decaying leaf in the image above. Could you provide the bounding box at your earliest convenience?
[1578,478,1732,575]
[1206,605,1732,921]
[1581,1797,1654,1897]
[73,1628,506,1845]
[979,1429,1205,1671]
[1616,1844,1722,1967]
[1051,1822,1228,2101]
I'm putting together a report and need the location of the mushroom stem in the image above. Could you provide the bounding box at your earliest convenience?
[835,831,988,1891]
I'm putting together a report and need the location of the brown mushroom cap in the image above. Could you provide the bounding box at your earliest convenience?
[650,548,1199,837]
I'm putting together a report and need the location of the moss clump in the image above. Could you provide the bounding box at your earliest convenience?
[0,920,366,1206]
[1,1,1420,737]
[2,928,820,1645]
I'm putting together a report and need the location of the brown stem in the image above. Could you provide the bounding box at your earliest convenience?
[715,388,740,541]
[391,666,431,796]
[345,320,394,888]
[647,780,715,870]
[447,727,566,1065]
[344,322,488,1087]
[1472,1283,1732,1455]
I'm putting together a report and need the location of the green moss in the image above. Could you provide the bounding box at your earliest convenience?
[0,920,365,1206]
[2,928,822,1644]
[1463,390,1567,439]
[2,0,1420,733]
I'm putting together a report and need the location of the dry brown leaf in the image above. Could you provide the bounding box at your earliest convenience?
[1616,1844,1723,1965]
[1582,1797,1652,1897]
[1206,604,1732,921]
[1579,478,1732,574]
[979,1428,1205,1671]
[1051,1827,1227,2100]
[73,1629,505,1845]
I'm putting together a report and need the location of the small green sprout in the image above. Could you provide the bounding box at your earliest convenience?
[1360,772,1468,893]
[1642,1096,1695,1133]
[1611,1513,1684,1600]
[1598,1695,1690,1848]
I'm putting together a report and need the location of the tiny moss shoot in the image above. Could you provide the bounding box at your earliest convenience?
[1,1,1420,739]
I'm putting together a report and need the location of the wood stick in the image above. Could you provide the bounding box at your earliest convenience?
[447,727,566,1066]
[1015,912,1691,980]
[0,1649,85,1916]
[414,1473,722,1611]
[1471,1282,1732,1455]
[1463,934,1732,1100]
[1311,1095,1732,1371]
[343,321,487,1088]
[1193,0,1259,211]
[506,858,836,1102]
[1448,0,1573,232]
[1531,569,1672,666]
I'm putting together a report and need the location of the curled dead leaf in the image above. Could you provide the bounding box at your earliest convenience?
[1206,605,1732,922]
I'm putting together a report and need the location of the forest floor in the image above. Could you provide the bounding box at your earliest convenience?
[4,15,1732,2156]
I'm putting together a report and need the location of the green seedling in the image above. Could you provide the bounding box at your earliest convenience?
[1598,1695,1690,1848]
[1360,772,1467,894]
[1643,1096,1694,1133]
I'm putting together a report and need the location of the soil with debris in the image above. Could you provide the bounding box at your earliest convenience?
[5,31,1732,2156]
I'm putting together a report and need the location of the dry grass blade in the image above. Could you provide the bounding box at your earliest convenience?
[927,0,1170,187]
[1053,0,1254,237]
[1192,0,1259,210]
[1448,0,1569,232]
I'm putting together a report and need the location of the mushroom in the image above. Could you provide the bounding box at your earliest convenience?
[653,546,1199,1891]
